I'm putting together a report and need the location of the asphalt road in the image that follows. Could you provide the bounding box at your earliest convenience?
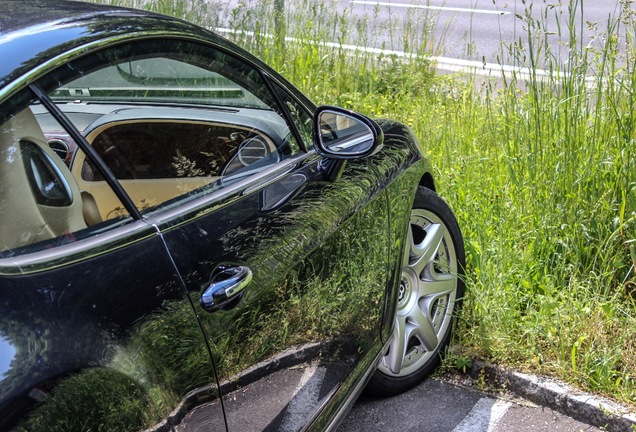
[175,360,604,431]
[219,0,628,73]
[339,375,602,432]
[338,0,625,65]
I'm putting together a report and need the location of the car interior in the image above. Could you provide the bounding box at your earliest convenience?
[73,114,280,218]
[0,108,93,251]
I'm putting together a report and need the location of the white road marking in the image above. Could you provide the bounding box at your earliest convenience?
[349,1,511,15]
[279,365,327,432]
[214,28,595,83]
[452,398,513,432]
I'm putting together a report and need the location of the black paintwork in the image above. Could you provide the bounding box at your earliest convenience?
[0,1,195,89]
[0,1,433,431]
[0,225,224,430]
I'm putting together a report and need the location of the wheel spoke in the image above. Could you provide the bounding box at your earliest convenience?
[402,222,414,265]
[419,273,456,298]
[410,223,444,277]
[407,305,438,351]
[386,315,407,374]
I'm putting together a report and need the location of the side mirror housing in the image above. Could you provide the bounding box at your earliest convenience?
[313,106,383,159]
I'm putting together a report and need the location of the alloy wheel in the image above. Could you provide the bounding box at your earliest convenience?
[378,208,459,377]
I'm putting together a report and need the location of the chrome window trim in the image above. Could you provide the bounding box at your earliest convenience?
[0,219,157,275]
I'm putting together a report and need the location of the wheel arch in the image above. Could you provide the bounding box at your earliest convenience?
[419,172,436,192]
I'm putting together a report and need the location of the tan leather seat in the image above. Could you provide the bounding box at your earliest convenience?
[0,108,87,251]
[80,190,103,226]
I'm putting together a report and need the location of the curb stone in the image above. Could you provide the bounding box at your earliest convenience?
[470,360,636,432]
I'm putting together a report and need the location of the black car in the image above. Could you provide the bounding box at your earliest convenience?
[0,1,465,430]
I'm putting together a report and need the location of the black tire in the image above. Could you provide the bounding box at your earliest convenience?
[366,186,465,396]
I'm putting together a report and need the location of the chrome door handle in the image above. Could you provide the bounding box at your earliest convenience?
[200,265,252,312]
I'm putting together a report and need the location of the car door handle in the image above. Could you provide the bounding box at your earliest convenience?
[200,265,252,312]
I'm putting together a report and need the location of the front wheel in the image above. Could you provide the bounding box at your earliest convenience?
[366,186,465,396]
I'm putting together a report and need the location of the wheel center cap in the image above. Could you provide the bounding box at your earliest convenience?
[398,281,407,302]
[398,269,415,307]
[398,268,420,314]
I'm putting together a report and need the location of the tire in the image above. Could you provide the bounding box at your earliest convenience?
[366,186,465,396]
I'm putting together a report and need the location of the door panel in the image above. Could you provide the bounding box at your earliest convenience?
[156,154,390,431]
[0,227,225,431]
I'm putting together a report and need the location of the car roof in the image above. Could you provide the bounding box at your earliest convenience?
[0,0,115,35]
[0,0,231,99]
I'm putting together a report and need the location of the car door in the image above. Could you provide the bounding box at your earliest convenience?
[0,89,225,429]
[157,154,392,431]
[36,36,393,430]
[132,49,393,430]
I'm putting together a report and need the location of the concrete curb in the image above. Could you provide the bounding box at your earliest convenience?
[470,360,636,432]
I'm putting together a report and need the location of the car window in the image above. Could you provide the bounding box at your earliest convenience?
[41,39,303,215]
[0,97,131,258]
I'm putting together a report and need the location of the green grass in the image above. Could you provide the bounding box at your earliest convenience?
[93,0,636,407]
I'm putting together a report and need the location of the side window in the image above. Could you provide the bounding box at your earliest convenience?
[0,96,131,257]
[43,39,303,216]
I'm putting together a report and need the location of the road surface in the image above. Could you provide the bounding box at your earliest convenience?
[337,0,625,66]
[339,375,603,432]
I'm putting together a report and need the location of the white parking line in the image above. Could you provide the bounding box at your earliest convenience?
[452,398,513,432]
[279,365,327,432]
[349,1,511,15]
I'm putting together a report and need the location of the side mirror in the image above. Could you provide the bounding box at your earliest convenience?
[313,106,383,159]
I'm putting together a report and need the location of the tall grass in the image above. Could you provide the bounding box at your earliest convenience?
[92,0,636,406]
[441,0,636,404]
